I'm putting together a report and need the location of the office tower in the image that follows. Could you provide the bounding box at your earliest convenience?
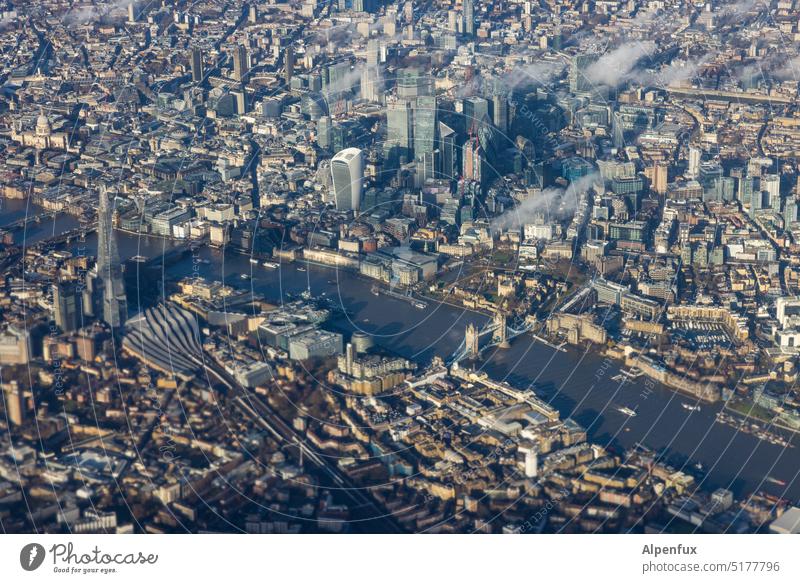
[2,381,25,426]
[763,174,780,202]
[232,89,247,114]
[463,96,489,134]
[325,62,351,90]
[345,342,355,375]
[612,112,625,149]
[414,95,437,156]
[317,116,332,149]
[232,44,248,82]
[688,145,701,178]
[521,446,538,478]
[127,2,137,23]
[284,46,295,85]
[361,67,383,103]
[448,10,459,31]
[740,174,757,205]
[785,199,797,226]
[366,39,381,67]
[248,3,258,23]
[331,148,364,212]
[463,136,484,185]
[386,99,414,162]
[492,93,508,135]
[748,179,763,216]
[569,54,597,93]
[645,164,668,195]
[463,0,475,36]
[97,188,128,329]
[417,151,436,185]
[397,68,432,99]
[403,1,414,21]
[54,280,80,333]
[438,122,457,179]
[190,48,204,83]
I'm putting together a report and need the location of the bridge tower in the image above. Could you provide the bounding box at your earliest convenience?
[493,311,510,348]
[465,323,479,359]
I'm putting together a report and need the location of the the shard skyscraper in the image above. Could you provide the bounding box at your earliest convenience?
[97,186,128,329]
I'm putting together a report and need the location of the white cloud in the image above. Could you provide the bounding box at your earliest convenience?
[585,42,656,88]
[491,172,600,231]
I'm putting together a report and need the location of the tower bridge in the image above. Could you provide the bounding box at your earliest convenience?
[448,311,532,364]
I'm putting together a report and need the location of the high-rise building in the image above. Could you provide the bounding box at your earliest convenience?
[462,136,484,185]
[232,44,248,82]
[331,148,364,212]
[414,95,437,156]
[438,122,457,180]
[463,96,489,134]
[2,380,25,426]
[492,93,508,135]
[248,3,258,23]
[740,175,758,208]
[763,174,781,202]
[284,46,295,85]
[97,188,128,329]
[366,39,381,67]
[785,198,797,226]
[397,68,431,99]
[748,178,763,216]
[448,9,459,31]
[232,89,247,114]
[127,2,137,23]
[317,116,332,149]
[645,164,668,195]
[54,280,81,333]
[360,67,383,103]
[687,145,701,178]
[386,99,414,162]
[463,0,475,36]
[190,48,204,83]
[569,54,597,93]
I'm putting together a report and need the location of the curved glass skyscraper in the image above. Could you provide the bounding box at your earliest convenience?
[330,148,364,212]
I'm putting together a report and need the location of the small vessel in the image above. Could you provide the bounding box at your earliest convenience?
[240,273,251,280]
[131,255,147,263]
[681,403,700,412]
[249,258,259,264]
[620,367,643,379]
[766,476,787,487]
[413,301,427,310]
[263,261,279,269]
[618,406,637,417]
[297,266,306,272]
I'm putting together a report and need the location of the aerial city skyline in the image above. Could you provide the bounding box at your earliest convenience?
[1,0,800,540]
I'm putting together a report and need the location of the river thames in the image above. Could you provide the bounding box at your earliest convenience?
[3,199,799,501]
